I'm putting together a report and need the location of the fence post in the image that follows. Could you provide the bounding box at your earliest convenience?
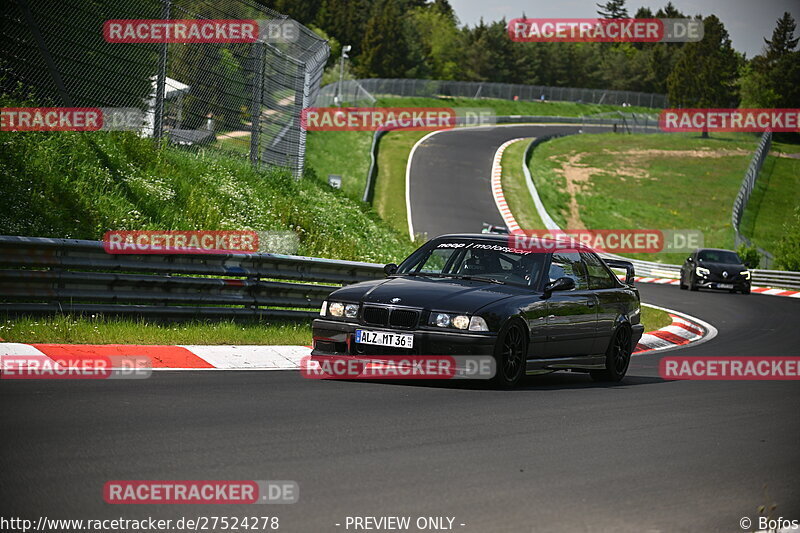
[17,0,73,106]
[249,42,265,166]
[153,0,171,141]
[296,62,312,179]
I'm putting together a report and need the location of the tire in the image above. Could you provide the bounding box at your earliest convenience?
[679,275,688,290]
[590,326,632,383]
[742,286,751,295]
[492,321,527,389]
[689,275,699,291]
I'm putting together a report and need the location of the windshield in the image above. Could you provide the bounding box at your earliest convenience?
[397,240,546,287]
[697,250,742,264]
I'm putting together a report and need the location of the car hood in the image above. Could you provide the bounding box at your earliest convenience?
[697,261,747,274]
[328,276,529,314]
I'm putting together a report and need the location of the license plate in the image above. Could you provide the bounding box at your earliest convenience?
[355,329,414,349]
[718,283,734,289]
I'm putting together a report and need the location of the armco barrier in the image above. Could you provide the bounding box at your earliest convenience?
[0,236,384,319]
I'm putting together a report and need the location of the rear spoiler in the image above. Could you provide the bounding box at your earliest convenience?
[603,259,635,285]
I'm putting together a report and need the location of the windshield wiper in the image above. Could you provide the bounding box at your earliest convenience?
[435,273,506,285]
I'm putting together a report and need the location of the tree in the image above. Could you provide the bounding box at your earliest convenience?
[739,12,800,108]
[655,2,684,19]
[357,0,411,78]
[405,6,461,80]
[667,16,740,107]
[763,11,799,61]
[596,0,628,19]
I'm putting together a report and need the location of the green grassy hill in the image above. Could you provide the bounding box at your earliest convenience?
[0,129,415,264]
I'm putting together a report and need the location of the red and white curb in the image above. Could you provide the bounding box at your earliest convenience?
[490,138,526,233]
[0,343,310,371]
[634,304,716,355]
[629,276,800,298]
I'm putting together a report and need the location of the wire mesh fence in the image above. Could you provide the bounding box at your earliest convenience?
[317,78,668,108]
[732,131,774,267]
[1,0,329,176]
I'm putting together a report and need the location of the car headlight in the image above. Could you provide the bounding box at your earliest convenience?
[452,315,470,330]
[741,270,751,280]
[430,312,470,330]
[468,316,489,331]
[696,266,710,277]
[326,302,358,319]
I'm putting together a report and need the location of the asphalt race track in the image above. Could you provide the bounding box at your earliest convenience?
[2,125,799,532]
[407,124,610,238]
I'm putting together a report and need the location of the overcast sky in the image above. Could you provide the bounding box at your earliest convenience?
[450,0,800,58]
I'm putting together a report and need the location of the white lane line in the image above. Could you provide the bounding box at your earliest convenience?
[406,130,443,241]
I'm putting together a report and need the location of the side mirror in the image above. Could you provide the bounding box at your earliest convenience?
[744,260,752,268]
[383,263,398,276]
[543,276,575,297]
[686,256,694,263]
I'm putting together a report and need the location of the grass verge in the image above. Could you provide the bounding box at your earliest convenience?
[304,130,373,200]
[739,148,800,255]
[0,316,311,345]
[527,132,774,264]
[641,304,672,332]
[373,130,429,238]
[501,138,546,231]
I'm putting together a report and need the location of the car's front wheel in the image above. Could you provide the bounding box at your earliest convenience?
[492,321,527,388]
[590,326,632,383]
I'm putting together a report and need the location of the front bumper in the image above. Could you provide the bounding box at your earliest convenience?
[695,276,750,291]
[311,318,497,357]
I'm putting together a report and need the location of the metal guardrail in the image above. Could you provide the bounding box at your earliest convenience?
[362,130,386,203]
[0,236,384,320]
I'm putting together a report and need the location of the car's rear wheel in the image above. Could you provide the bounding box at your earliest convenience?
[492,321,527,388]
[590,326,632,383]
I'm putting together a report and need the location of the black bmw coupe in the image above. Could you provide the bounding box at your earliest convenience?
[312,234,644,387]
